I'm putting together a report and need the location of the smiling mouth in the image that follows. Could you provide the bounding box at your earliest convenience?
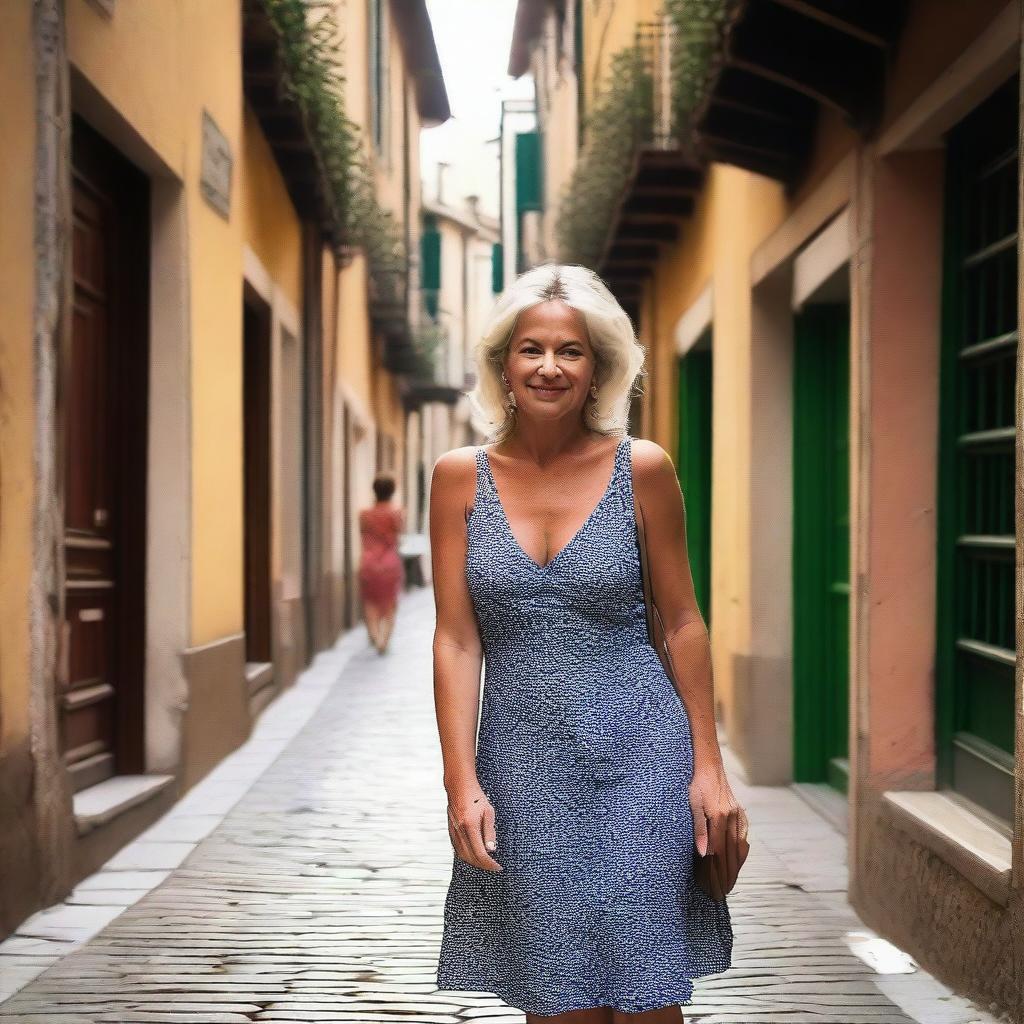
[530,385,568,393]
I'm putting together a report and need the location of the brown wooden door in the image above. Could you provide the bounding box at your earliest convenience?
[243,288,273,665]
[63,116,149,793]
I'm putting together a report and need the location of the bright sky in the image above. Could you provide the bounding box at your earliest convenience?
[422,0,533,218]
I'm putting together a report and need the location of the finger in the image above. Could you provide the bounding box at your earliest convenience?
[483,802,497,854]
[708,810,727,872]
[724,810,739,890]
[449,821,470,865]
[691,800,709,857]
[710,814,730,897]
[707,854,724,900]
[465,812,503,872]
[447,809,478,868]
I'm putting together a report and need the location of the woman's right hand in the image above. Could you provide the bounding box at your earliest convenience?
[446,783,503,873]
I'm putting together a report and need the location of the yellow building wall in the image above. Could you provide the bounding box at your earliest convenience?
[646,167,784,719]
[0,0,36,749]
[240,104,303,314]
[338,256,375,410]
[68,0,250,647]
[580,0,659,107]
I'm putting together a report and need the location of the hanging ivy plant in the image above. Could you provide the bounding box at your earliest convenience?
[258,0,409,316]
[555,43,653,269]
[663,0,734,135]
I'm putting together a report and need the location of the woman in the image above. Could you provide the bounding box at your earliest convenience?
[430,264,749,1023]
[357,473,405,654]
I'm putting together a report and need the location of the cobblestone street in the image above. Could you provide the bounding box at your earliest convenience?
[0,588,1006,1024]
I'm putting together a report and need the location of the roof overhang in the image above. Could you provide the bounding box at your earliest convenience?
[694,0,909,183]
[390,0,452,127]
[508,0,550,78]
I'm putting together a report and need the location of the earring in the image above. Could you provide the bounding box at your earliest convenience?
[501,372,517,410]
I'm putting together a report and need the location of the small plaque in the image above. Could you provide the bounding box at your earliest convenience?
[200,109,232,220]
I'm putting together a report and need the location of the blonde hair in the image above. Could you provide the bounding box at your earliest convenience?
[466,263,647,442]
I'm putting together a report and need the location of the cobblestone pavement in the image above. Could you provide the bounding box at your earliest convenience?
[0,587,1006,1023]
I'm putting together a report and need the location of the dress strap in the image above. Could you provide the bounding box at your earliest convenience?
[617,434,636,510]
[470,446,494,523]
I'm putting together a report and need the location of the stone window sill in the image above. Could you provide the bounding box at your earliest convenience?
[882,790,1012,907]
[73,775,175,837]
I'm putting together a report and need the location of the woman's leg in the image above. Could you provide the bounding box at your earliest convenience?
[611,1006,684,1023]
[377,605,398,651]
[363,602,384,651]
[525,1007,612,1024]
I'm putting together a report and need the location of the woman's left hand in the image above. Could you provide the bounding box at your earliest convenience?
[689,762,750,898]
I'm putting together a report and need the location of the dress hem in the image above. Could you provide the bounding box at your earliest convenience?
[434,977,714,1016]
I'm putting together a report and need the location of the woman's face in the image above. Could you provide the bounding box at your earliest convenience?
[502,300,596,424]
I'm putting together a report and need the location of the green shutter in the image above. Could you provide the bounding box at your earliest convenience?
[421,214,440,318]
[491,242,504,294]
[515,131,543,213]
[792,303,850,790]
[936,77,1017,824]
[675,338,712,627]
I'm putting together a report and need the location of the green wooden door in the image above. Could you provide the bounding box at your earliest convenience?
[676,338,712,627]
[793,303,850,789]
[936,78,1017,825]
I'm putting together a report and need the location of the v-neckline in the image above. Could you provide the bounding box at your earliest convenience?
[481,436,626,573]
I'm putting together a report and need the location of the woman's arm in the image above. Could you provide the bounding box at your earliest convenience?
[631,438,748,896]
[429,449,502,873]
[631,439,719,768]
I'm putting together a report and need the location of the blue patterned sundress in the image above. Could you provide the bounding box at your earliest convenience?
[435,433,733,1016]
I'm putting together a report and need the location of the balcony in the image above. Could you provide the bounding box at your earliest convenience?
[556,16,704,318]
[400,291,466,408]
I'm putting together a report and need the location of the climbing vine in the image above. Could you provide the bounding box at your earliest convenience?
[555,43,653,269]
[257,0,409,316]
[663,0,734,134]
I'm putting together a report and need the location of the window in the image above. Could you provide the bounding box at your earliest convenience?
[936,76,1018,825]
[421,215,441,318]
[369,0,390,159]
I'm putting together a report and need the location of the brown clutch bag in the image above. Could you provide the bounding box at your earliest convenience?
[634,492,719,896]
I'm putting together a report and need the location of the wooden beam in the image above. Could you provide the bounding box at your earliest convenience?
[633,166,702,191]
[605,279,644,294]
[615,221,680,243]
[607,243,660,263]
[700,103,810,168]
[725,2,887,132]
[698,135,800,183]
[621,195,695,218]
[601,263,653,279]
[767,0,888,48]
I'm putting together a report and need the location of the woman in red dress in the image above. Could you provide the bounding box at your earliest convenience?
[358,473,406,653]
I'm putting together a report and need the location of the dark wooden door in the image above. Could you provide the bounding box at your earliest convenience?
[64,116,149,792]
[243,289,273,665]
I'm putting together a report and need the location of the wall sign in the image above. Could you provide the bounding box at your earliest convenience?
[200,109,232,220]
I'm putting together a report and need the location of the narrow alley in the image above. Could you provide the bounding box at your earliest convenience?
[0,590,1003,1024]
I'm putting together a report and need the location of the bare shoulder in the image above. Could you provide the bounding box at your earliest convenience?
[629,437,677,488]
[431,445,478,486]
[430,445,479,512]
